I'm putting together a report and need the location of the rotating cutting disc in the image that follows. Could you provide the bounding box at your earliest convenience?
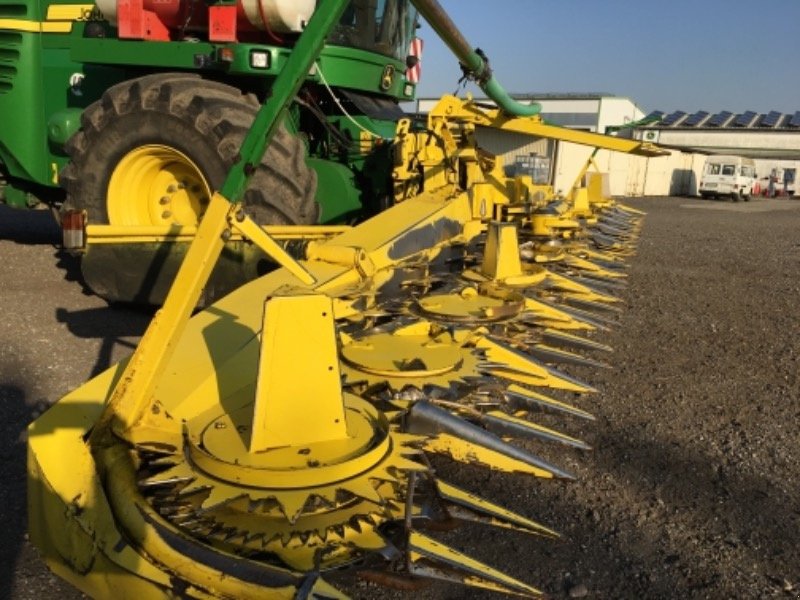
[138,393,428,570]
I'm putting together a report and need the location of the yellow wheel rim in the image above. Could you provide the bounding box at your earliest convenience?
[107,145,212,226]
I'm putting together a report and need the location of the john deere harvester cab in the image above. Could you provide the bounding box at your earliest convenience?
[0,0,421,303]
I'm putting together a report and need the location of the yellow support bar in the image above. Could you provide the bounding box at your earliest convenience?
[89,193,242,445]
[430,95,669,157]
[230,212,316,285]
[85,223,351,244]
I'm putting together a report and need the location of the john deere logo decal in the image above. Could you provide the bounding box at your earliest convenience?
[380,65,395,91]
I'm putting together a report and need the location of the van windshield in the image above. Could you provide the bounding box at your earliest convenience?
[721,165,736,176]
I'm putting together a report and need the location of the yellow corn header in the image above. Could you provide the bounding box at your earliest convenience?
[27,1,669,596]
[29,91,662,598]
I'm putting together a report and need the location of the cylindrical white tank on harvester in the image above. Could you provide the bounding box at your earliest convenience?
[238,0,315,33]
[94,0,315,34]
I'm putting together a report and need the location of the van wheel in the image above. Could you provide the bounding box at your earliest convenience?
[731,191,741,202]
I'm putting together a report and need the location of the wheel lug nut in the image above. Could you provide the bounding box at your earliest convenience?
[167,184,178,193]
[159,196,170,205]
[162,210,172,219]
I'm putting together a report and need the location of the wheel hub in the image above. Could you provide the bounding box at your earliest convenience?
[108,145,210,226]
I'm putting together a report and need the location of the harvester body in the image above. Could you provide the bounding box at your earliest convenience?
[1,0,421,302]
[0,0,400,191]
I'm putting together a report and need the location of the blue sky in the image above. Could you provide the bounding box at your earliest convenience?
[415,0,800,114]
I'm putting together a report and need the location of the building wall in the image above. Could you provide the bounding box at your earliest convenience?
[602,151,706,197]
[538,99,601,131]
[538,99,600,114]
[553,142,595,194]
[537,145,708,197]
[646,130,800,159]
[596,97,646,133]
[474,128,553,165]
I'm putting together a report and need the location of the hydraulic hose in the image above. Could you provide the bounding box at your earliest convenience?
[411,0,541,117]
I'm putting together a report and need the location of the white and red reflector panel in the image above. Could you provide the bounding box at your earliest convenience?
[406,37,423,83]
[61,209,85,250]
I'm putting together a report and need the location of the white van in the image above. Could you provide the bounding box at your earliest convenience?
[699,155,756,201]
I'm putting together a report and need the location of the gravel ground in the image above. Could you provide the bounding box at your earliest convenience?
[1,196,799,599]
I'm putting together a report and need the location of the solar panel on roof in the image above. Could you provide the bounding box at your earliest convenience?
[661,111,686,126]
[761,111,782,128]
[733,111,757,127]
[643,110,664,122]
[789,111,800,128]
[683,111,709,127]
[707,111,733,127]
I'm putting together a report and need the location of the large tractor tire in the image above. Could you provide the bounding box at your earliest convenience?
[61,73,318,306]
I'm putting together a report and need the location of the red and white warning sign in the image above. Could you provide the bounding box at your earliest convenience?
[406,37,423,83]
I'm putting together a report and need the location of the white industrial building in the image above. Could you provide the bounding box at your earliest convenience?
[634,109,800,195]
[412,96,800,197]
